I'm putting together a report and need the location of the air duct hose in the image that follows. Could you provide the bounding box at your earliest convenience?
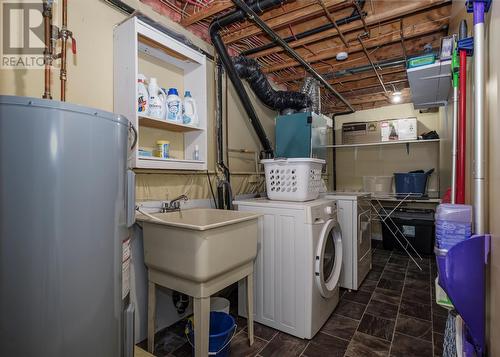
[233,56,312,111]
[209,0,285,158]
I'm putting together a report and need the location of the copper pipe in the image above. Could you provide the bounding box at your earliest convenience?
[357,33,389,96]
[317,0,349,47]
[60,0,68,101]
[42,1,53,99]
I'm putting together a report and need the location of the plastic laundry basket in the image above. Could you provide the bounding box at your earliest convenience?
[261,158,325,202]
[186,312,237,357]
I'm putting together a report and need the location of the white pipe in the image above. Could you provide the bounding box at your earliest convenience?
[451,85,458,204]
[473,21,486,234]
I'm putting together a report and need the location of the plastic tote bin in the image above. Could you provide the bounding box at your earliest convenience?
[380,208,435,254]
[186,312,237,356]
[394,169,434,196]
[363,176,393,195]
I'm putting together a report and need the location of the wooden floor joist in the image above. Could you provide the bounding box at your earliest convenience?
[245,0,451,59]
[180,1,233,27]
[271,32,445,83]
[262,16,448,72]
[222,0,352,44]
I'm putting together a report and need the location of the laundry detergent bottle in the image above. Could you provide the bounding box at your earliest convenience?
[166,88,182,122]
[137,74,149,114]
[148,77,166,119]
[182,91,198,126]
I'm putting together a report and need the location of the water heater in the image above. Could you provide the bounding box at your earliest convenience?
[0,96,135,357]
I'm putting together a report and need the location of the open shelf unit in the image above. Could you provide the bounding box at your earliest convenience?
[324,138,440,149]
[114,17,207,170]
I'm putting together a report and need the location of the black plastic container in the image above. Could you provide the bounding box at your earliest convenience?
[380,208,436,255]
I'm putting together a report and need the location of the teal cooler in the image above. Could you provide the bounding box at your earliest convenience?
[275,112,327,160]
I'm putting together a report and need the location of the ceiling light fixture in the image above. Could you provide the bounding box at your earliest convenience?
[336,51,348,61]
[392,91,402,103]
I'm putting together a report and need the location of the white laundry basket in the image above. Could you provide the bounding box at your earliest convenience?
[261,158,325,201]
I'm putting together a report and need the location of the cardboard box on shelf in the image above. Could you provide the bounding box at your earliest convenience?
[342,122,381,144]
[380,118,417,142]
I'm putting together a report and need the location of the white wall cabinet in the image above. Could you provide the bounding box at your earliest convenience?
[114,17,207,170]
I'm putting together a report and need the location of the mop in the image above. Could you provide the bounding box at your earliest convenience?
[443,310,458,357]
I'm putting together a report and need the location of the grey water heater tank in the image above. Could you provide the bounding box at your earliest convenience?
[0,96,134,357]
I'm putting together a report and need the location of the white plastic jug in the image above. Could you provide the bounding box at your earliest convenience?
[137,74,149,114]
[148,78,166,119]
[182,91,198,126]
[166,88,182,122]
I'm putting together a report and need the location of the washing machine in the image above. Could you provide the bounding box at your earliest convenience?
[324,192,372,290]
[234,198,342,339]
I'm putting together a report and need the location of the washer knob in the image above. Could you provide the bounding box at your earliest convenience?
[324,206,334,215]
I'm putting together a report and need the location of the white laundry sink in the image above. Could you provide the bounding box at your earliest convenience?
[137,208,260,285]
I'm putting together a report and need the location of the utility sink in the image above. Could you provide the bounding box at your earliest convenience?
[137,208,260,294]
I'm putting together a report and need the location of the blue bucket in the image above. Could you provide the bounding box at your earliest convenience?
[394,172,430,196]
[186,312,237,356]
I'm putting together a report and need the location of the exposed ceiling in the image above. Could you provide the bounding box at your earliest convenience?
[142,0,452,114]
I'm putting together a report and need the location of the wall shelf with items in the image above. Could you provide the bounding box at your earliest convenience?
[323,138,440,149]
[138,115,203,133]
[114,17,207,170]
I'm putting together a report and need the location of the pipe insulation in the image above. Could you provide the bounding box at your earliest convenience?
[233,56,312,111]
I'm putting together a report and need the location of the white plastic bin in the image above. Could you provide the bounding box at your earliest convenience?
[261,158,325,202]
[362,176,393,195]
[210,297,230,314]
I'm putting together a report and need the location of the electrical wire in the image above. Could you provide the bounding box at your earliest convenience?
[206,170,218,208]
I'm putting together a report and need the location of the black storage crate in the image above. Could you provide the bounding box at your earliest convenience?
[379,208,435,255]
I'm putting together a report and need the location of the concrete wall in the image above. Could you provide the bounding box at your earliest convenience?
[333,103,442,197]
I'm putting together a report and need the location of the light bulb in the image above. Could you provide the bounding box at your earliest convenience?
[392,91,402,103]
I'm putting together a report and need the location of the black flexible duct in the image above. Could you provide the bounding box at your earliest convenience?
[233,56,312,111]
[240,0,366,57]
[210,0,284,158]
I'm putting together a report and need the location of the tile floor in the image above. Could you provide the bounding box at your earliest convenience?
[142,241,448,357]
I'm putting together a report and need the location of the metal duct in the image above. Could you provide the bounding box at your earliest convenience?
[232,0,355,112]
[300,77,321,114]
[233,56,312,111]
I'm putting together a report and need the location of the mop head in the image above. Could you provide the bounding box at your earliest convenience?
[443,310,458,357]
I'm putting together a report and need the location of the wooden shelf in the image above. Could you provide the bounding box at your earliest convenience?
[114,17,207,171]
[139,156,204,164]
[324,138,440,149]
[137,156,206,170]
[139,115,203,132]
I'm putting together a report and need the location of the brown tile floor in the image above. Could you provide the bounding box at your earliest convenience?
[141,240,448,357]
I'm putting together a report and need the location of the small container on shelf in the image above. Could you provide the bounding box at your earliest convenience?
[154,140,170,159]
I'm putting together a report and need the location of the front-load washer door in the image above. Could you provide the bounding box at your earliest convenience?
[315,220,343,298]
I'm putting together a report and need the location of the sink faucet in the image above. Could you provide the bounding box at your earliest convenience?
[162,194,189,213]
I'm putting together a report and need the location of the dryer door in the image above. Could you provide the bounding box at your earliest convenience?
[315,220,343,298]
